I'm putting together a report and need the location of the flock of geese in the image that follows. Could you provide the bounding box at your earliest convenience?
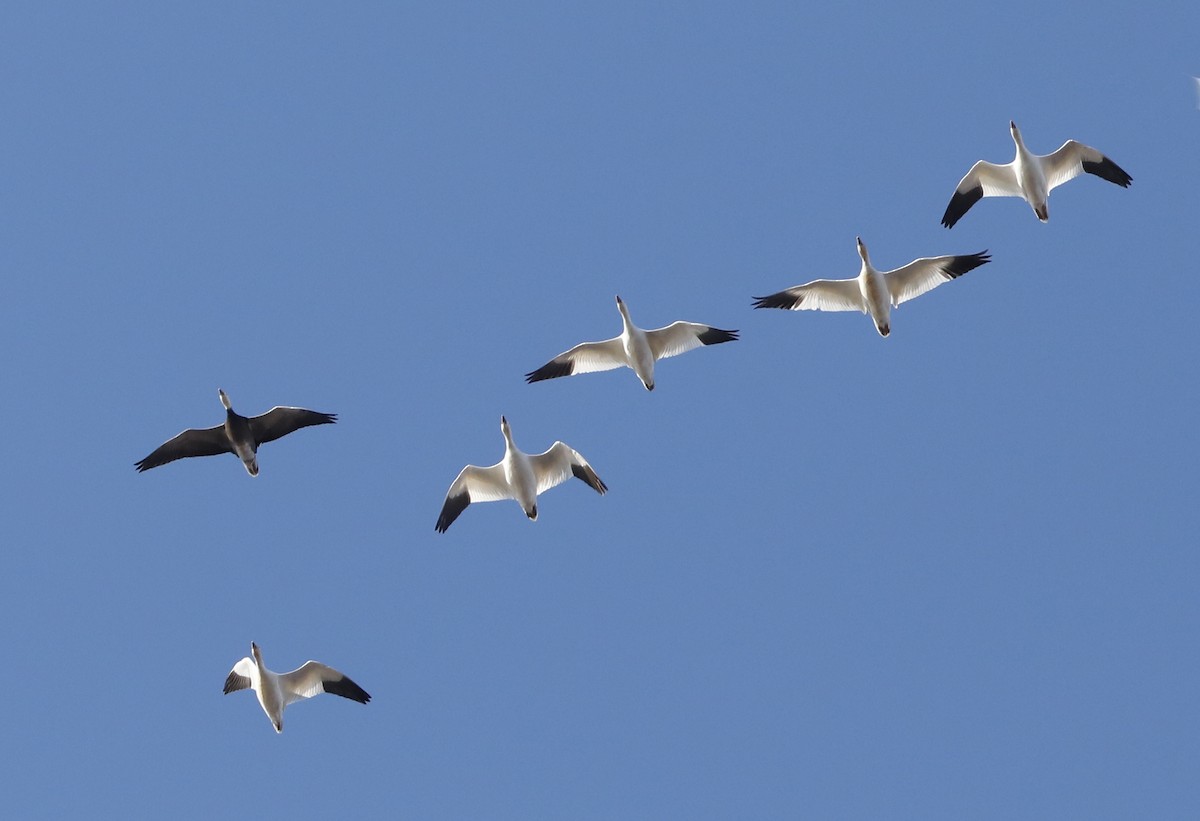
[135,121,1132,732]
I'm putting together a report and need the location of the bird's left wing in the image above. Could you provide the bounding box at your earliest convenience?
[884,251,991,306]
[530,442,608,496]
[645,322,738,361]
[1043,140,1132,192]
[281,661,371,705]
[248,406,337,445]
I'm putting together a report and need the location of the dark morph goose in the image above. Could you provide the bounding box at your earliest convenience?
[134,389,336,476]
[435,416,607,533]
[525,296,738,391]
[941,121,1132,228]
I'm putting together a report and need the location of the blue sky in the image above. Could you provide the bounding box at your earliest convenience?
[2,2,1198,818]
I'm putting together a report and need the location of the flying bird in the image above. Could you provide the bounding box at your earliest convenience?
[941,121,1131,228]
[525,296,738,391]
[135,389,335,476]
[752,237,990,337]
[436,416,607,533]
[223,642,370,733]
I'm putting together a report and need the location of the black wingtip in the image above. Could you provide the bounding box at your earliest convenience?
[697,327,739,345]
[525,359,574,383]
[435,491,470,533]
[571,463,608,495]
[751,291,799,311]
[324,675,371,704]
[1082,157,1132,188]
[944,250,992,279]
[941,185,983,229]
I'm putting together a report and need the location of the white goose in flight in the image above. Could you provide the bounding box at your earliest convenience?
[752,237,990,337]
[223,642,370,733]
[941,121,1132,228]
[436,416,607,533]
[135,389,335,476]
[525,296,738,391]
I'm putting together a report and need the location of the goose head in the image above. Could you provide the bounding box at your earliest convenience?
[250,641,263,664]
[218,389,232,411]
[500,415,512,440]
[1009,120,1025,147]
[615,295,633,324]
[855,236,870,264]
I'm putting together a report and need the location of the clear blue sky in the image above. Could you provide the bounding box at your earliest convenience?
[1,2,1197,818]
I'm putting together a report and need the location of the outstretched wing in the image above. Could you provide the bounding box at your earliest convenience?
[530,442,608,496]
[280,661,371,706]
[135,425,231,472]
[752,278,863,313]
[941,160,1020,228]
[1042,140,1132,193]
[884,251,991,306]
[525,337,626,383]
[247,406,337,445]
[435,463,510,533]
[645,322,738,361]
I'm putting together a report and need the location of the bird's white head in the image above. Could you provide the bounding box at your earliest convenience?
[855,236,869,262]
[250,641,262,662]
[615,294,633,323]
[1009,120,1024,145]
[500,415,510,437]
[218,389,232,411]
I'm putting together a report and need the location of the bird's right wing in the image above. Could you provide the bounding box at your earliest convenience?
[135,425,232,472]
[223,657,255,695]
[752,278,863,313]
[435,463,510,532]
[941,160,1020,228]
[525,337,626,383]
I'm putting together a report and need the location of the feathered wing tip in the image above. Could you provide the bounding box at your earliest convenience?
[751,290,800,310]
[943,250,992,278]
[435,490,470,533]
[571,462,608,495]
[1082,156,1132,188]
[223,670,251,695]
[941,185,983,229]
[323,674,371,704]
[525,358,574,383]
[697,327,739,345]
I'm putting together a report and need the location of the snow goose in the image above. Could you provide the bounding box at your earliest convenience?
[223,642,370,733]
[941,121,1132,228]
[435,416,607,532]
[752,237,989,337]
[525,296,738,391]
[135,389,335,476]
